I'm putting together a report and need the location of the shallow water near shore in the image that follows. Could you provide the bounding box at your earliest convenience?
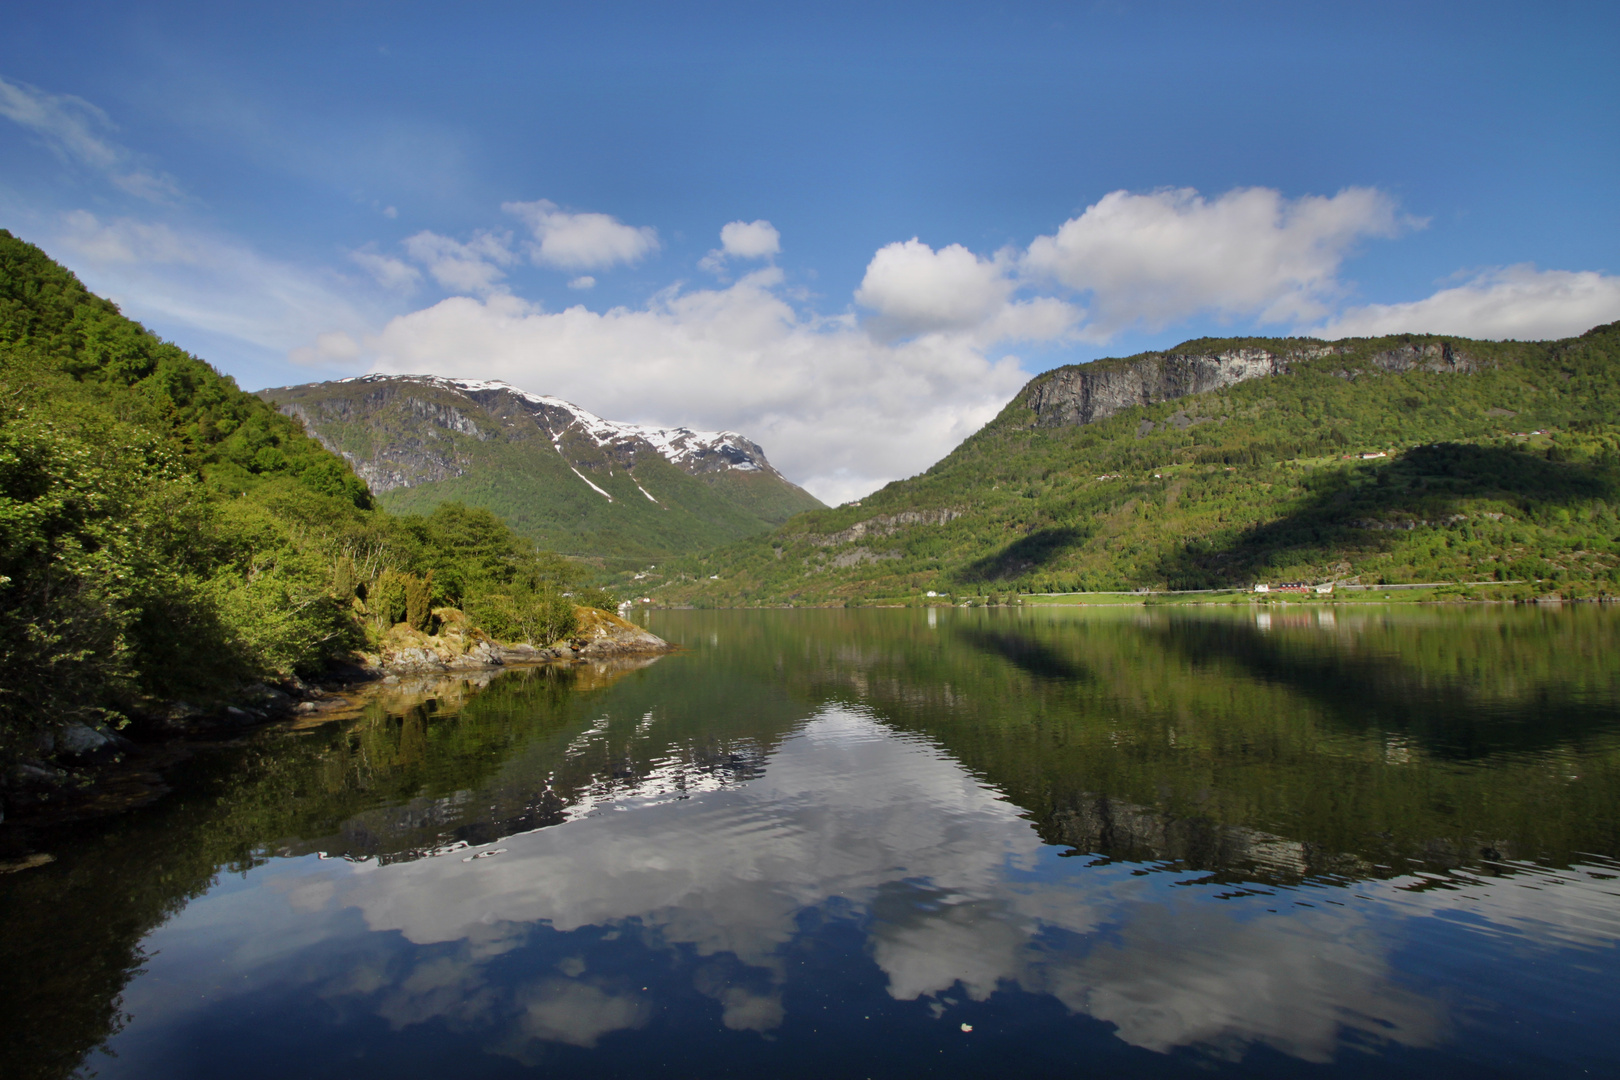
[4,605,1620,1078]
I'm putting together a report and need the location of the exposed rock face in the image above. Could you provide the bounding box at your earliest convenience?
[801,508,962,547]
[1024,348,1300,428]
[1022,339,1483,429]
[1366,341,1481,374]
[274,396,480,494]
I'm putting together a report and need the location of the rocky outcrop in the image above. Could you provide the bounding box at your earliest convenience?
[568,607,676,658]
[1022,339,1483,429]
[374,606,673,674]
[1366,341,1481,374]
[1024,348,1300,428]
[800,508,962,547]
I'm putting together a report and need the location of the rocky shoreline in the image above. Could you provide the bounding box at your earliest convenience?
[0,608,673,841]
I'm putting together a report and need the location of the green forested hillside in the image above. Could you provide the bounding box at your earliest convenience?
[0,232,594,761]
[652,325,1620,604]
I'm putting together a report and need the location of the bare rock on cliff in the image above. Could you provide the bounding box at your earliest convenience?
[1024,347,1299,428]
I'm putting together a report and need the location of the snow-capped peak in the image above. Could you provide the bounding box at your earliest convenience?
[353,374,766,473]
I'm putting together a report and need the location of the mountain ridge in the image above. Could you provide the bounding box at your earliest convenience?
[260,375,823,561]
[644,323,1620,604]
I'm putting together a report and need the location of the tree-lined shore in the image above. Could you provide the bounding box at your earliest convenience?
[0,231,621,774]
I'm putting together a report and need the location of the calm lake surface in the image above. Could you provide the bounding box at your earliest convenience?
[5,605,1620,1079]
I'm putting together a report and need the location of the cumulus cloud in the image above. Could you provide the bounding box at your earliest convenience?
[402,229,516,295]
[853,238,1081,347]
[1314,265,1620,341]
[364,268,1030,505]
[1025,186,1412,336]
[567,275,596,290]
[702,219,783,274]
[0,74,180,201]
[856,238,1017,336]
[51,210,374,367]
[503,199,659,270]
[720,219,781,259]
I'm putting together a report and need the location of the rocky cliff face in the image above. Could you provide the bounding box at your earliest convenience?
[1024,347,1309,428]
[1365,340,1481,375]
[1023,339,1482,428]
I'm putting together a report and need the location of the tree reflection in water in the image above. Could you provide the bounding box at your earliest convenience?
[3,605,1618,1078]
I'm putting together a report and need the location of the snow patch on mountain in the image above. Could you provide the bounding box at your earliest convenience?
[569,465,614,501]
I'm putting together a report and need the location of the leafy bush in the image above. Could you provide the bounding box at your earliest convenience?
[573,585,619,611]
[463,585,577,645]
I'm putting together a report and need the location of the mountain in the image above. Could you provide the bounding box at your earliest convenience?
[652,325,1620,604]
[0,229,609,762]
[259,375,822,562]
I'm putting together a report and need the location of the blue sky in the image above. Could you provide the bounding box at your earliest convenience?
[2,1,1616,501]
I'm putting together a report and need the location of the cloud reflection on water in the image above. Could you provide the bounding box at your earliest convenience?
[299,707,1461,1062]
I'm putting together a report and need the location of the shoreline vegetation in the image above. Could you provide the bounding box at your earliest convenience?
[636,580,1611,610]
[0,230,670,823]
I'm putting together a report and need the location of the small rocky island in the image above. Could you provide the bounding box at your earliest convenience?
[374,605,675,674]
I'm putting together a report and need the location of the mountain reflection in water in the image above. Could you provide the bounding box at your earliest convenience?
[3,606,1619,1079]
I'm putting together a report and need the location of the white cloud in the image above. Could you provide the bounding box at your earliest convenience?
[853,238,1082,347]
[51,210,374,367]
[856,238,1017,336]
[702,220,783,275]
[351,248,421,292]
[0,74,180,201]
[503,199,659,270]
[1025,186,1411,337]
[567,275,596,290]
[310,330,361,361]
[1314,265,1620,341]
[364,267,1030,504]
[402,229,516,295]
[720,219,781,259]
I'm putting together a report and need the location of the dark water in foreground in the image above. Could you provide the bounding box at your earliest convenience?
[4,606,1620,1079]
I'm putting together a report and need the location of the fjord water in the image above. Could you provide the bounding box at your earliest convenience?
[5,608,1620,1078]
